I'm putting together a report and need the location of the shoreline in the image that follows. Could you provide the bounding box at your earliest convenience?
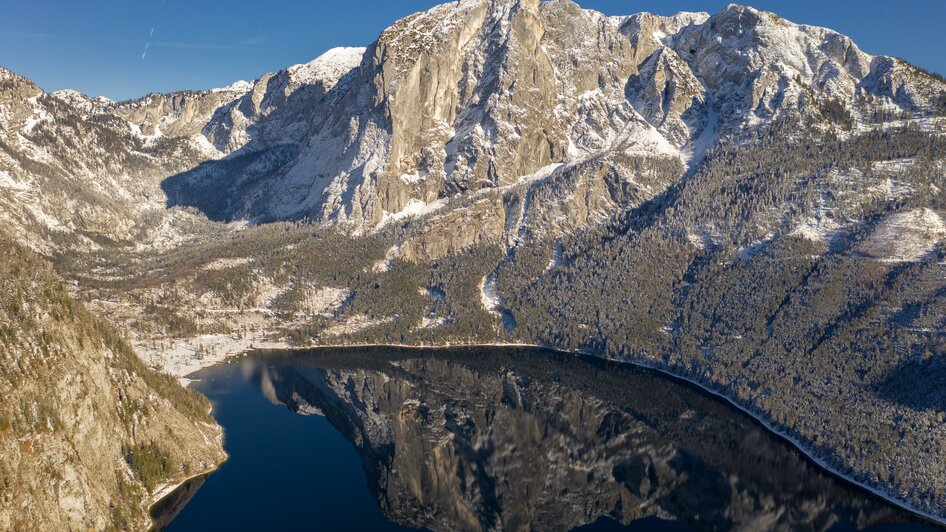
[147,467,217,509]
[170,338,946,526]
[145,464,221,530]
[134,332,289,384]
[145,400,228,529]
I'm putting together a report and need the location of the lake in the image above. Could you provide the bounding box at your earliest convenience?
[154,346,934,531]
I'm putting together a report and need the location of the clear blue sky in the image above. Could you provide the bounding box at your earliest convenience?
[1,0,943,101]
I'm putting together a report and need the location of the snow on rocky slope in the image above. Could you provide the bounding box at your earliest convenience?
[149,0,946,249]
[0,47,367,251]
[3,2,945,255]
[859,208,946,262]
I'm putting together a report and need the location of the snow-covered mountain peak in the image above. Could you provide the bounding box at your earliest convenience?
[621,10,710,36]
[288,46,366,90]
[679,4,873,85]
[49,89,112,115]
[51,88,89,102]
[156,0,946,233]
[212,80,254,94]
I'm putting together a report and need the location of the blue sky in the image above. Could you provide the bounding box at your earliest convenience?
[1,0,943,101]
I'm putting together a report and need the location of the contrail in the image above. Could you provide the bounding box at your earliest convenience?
[141,27,154,59]
[141,0,161,61]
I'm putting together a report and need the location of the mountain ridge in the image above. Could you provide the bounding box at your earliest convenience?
[3,1,945,248]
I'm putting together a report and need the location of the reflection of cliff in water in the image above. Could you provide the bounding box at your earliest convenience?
[150,475,207,531]
[249,347,920,532]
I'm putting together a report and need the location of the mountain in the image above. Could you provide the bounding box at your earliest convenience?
[0,46,364,252]
[1,0,945,525]
[3,1,944,249]
[164,0,946,239]
[0,236,225,530]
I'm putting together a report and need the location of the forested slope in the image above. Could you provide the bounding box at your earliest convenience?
[0,237,225,530]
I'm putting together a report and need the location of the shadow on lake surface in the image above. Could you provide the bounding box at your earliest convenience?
[156,346,936,531]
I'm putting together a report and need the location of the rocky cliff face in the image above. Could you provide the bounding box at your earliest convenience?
[156,0,946,240]
[0,237,225,530]
[3,1,944,248]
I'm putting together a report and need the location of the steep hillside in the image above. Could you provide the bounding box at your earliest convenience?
[0,47,365,252]
[0,237,225,530]
[0,65,229,254]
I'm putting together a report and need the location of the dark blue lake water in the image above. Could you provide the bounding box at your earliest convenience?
[159,359,408,531]
[155,347,935,531]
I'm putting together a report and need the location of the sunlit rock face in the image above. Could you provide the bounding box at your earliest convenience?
[3,1,945,247]
[247,348,913,531]
[1,1,945,524]
[160,0,944,235]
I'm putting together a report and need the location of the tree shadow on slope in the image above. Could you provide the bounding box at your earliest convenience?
[873,355,946,413]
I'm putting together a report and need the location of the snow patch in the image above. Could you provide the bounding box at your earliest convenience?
[545,241,564,272]
[399,171,427,184]
[256,278,291,308]
[859,208,946,262]
[375,198,449,229]
[303,287,350,317]
[202,257,253,271]
[0,170,28,191]
[681,105,718,169]
[212,80,253,94]
[288,47,366,90]
[515,163,563,186]
[479,272,501,314]
[792,216,843,244]
[23,106,51,133]
[191,133,225,158]
[322,314,394,336]
[372,245,400,272]
[416,316,447,330]
[134,332,286,382]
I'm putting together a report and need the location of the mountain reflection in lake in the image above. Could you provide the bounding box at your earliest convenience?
[161,347,932,531]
